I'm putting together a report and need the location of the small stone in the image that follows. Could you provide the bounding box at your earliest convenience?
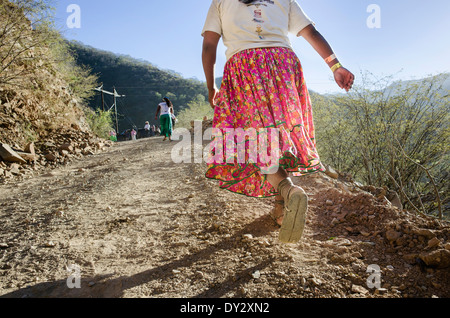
[386,265,394,271]
[419,249,450,269]
[427,237,441,249]
[310,278,322,286]
[44,153,57,162]
[352,252,363,259]
[195,271,204,278]
[431,282,441,289]
[44,241,56,248]
[326,200,334,206]
[374,288,388,295]
[25,142,35,155]
[60,143,74,152]
[389,193,403,210]
[88,281,95,287]
[337,238,352,246]
[325,165,339,179]
[60,149,69,156]
[243,234,253,240]
[0,143,26,163]
[252,271,261,279]
[331,218,339,226]
[385,230,401,242]
[0,243,9,249]
[351,285,369,295]
[9,163,20,175]
[412,228,436,239]
[17,151,36,162]
[172,269,181,274]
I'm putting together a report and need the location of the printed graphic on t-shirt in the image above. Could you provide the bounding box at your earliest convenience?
[247,1,276,40]
[253,9,264,23]
[243,0,275,6]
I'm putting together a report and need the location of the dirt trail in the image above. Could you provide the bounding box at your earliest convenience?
[0,137,448,298]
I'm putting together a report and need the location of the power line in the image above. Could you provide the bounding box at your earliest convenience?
[93,86,126,133]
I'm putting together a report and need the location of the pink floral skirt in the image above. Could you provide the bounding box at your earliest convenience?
[205,47,325,198]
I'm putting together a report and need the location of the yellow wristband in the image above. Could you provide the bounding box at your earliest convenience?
[331,62,342,73]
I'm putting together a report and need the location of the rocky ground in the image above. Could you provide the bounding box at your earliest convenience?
[0,136,448,298]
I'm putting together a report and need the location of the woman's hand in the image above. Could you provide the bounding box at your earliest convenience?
[299,25,355,92]
[208,88,219,109]
[334,67,355,92]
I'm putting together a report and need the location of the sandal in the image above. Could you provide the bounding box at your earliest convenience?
[270,199,285,227]
[278,180,309,244]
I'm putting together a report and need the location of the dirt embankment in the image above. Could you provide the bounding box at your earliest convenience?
[0,137,448,298]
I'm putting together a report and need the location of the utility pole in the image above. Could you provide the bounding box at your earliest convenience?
[101,85,105,111]
[113,86,119,134]
[94,85,125,134]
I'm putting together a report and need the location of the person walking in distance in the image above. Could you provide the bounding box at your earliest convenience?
[155,97,174,142]
[202,0,355,243]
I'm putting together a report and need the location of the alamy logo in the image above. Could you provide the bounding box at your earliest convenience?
[171,121,281,174]
[66,4,81,29]
[66,264,81,289]
[367,4,381,29]
[366,264,382,289]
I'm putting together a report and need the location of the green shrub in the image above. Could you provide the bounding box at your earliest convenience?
[84,109,114,139]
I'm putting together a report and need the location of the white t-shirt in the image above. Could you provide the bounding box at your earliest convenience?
[158,102,172,116]
[202,0,313,61]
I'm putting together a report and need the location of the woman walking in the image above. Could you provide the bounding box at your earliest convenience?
[155,97,174,141]
[202,0,354,243]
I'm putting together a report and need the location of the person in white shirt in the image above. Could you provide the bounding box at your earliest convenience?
[144,121,152,137]
[155,97,174,142]
[202,0,354,244]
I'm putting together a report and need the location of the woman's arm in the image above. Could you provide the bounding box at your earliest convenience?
[299,25,355,92]
[202,31,222,107]
[155,105,161,121]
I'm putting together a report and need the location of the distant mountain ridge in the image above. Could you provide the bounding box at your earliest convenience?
[68,41,208,132]
[70,40,449,133]
[386,73,450,98]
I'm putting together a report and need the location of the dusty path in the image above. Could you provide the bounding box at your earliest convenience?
[0,137,448,298]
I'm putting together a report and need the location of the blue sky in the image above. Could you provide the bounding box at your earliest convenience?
[54,0,450,94]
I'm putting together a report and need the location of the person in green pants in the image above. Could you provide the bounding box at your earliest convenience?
[155,97,174,141]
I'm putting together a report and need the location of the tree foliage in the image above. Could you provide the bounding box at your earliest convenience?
[67,41,209,132]
[84,109,114,139]
[313,72,449,218]
[0,0,56,87]
[176,94,214,129]
[0,0,106,143]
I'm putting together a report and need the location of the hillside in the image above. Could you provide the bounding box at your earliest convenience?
[0,0,108,180]
[384,73,450,99]
[68,41,209,132]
